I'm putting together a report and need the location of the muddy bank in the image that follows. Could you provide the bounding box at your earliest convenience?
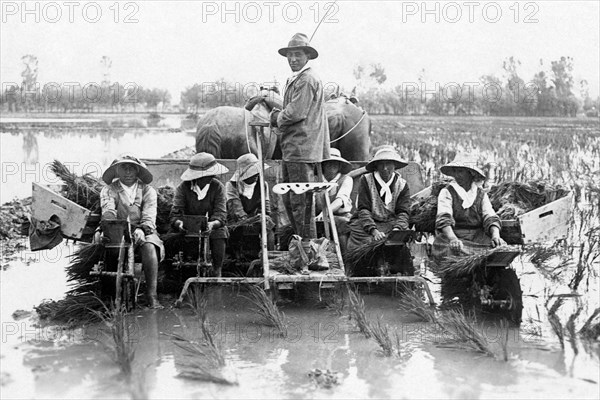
[0,197,31,268]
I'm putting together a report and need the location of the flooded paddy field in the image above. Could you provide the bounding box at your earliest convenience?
[1,115,598,399]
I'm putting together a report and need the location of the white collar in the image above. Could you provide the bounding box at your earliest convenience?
[450,181,478,209]
[119,180,138,205]
[238,180,257,199]
[191,181,210,201]
[374,171,394,206]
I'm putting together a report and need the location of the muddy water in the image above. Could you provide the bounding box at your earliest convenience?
[1,117,599,399]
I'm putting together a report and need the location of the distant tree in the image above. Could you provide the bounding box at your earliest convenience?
[551,56,579,116]
[369,63,387,85]
[21,54,39,112]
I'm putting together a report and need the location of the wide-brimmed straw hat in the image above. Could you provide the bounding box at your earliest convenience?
[278,33,319,60]
[180,153,228,182]
[365,147,408,172]
[440,153,486,180]
[230,153,270,182]
[102,154,153,184]
[322,148,352,175]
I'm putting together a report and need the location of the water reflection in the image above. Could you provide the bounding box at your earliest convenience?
[22,131,39,164]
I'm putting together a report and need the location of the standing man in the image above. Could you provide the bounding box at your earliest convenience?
[270,32,330,238]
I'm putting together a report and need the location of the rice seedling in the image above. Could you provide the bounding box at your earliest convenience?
[166,332,237,386]
[398,287,437,323]
[437,309,495,357]
[243,285,287,337]
[579,308,600,341]
[346,286,372,338]
[94,301,136,378]
[369,317,402,357]
[566,306,583,355]
[187,287,224,366]
[322,286,347,315]
[546,297,565,349]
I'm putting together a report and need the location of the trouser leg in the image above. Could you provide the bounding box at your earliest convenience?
[282,161,317,238]
[210,238,226,277]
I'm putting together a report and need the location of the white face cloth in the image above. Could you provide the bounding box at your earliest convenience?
[239,181,257,199]
[374,171,394,206]
[191,181,210,201]
[450,181,478,209]
[119,180,138,205]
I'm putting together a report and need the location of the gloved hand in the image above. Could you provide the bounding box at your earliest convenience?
[133,228,145,245]
[174,220,184,231]
[270,108,281,127]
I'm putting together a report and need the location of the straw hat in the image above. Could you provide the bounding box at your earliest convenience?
[180,153,228,182]
[230,153,270,182]
[102,154,153,184]
[322,148,352,175]
[440,153,486,180]
[278,33,319,60]
[365,147,408,172]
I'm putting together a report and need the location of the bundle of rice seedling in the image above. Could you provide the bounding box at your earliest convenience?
[243,285,287,337]
[50,160,104,212]
[409,180,451,233]
[399,288,437,323]
[436,245,515,278]
[227,214,261,231]
[488,180,569,219]
[65,243,105,295]
[347,287,372,338]
[438,309,495,357]
[343,239,385,276]
[35,293,105,325]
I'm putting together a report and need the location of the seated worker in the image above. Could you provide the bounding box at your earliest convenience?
[100,154,164,309]
[225,153,275,253]
[346,147,411,274]
[170,153,229,277]
[315,148,354,252]
[433,154,504,262]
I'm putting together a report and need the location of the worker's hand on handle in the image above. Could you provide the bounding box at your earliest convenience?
[269,108,281,128]
[133,228,145,245]
[449,239,463,252]
[490,235,505,248]
[207,220,220,231]
[371,228,386,241]
[174,220,184,231]
[490,226,504,248]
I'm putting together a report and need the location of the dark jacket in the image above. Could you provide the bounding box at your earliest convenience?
[277,67,330,163]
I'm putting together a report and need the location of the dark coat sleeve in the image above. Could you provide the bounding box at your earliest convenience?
[355,176,377,234]
[170,183,186,226]
[392,184,411,230]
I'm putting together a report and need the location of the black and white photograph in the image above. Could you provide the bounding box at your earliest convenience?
[1,1,598,398]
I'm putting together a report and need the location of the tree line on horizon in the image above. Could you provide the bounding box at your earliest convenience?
[1,55,598,117]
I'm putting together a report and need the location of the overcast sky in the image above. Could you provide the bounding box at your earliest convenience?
[1,0,599,102]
